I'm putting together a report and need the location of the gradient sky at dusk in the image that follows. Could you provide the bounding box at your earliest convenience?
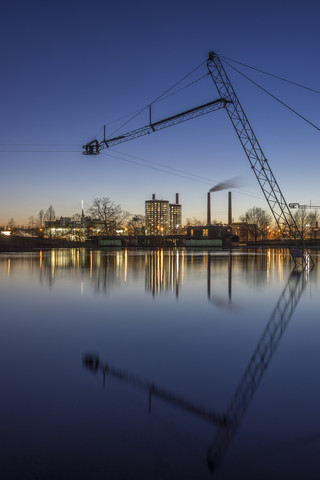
[2,0,320,225]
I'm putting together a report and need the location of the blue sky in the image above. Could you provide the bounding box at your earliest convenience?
[1,0,320,225]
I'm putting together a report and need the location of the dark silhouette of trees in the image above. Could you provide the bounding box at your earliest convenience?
[186,217,203,226]
[37,209,44,228]
[240,207,272,241]
[126,215,145,235]
[88,197,129,235]
[44,205,56,222]
[293,207,319,240]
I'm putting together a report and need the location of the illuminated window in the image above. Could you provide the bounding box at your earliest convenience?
[203,229,208,237]
[190,229,194,236]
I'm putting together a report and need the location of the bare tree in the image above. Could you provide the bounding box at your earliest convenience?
[293,207,319,240]
[307,210,319,239]
[240,207,272,241]
[126,215,145,235]
[185,217,203,226]
[7,218,15,229]
[28,215,35,228]
[88,197,129,235]
[37,209,44,227]
[45,205,56,222]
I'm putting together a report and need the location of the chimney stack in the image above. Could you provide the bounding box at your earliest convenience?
[207,192,211,226]
[176,193,179,204]
[228,191,232,225]
[152,193,155,200]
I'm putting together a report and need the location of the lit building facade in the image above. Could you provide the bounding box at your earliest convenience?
[169,193,182,234]
[145,194,169,235]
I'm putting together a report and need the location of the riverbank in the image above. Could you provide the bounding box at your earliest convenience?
[0,235,83,252]
[1,235,320,252]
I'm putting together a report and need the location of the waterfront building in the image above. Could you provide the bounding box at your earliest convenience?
[145,194,169,235]
[169,193,182,234]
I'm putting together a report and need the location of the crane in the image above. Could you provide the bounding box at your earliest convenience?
[83,51,314,268]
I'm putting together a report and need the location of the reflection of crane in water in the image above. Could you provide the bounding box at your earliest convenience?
[83,267,309,474]
[83,354,227,427]
[207,267,309,472]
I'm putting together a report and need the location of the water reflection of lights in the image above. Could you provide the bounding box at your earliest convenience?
[2,249,299,301]
[145,249,181,297]
[124,249,127,283]
[51,250,55,279]
[90,250,93,279]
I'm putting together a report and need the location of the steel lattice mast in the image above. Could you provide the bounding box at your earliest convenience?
[206,51,313,269]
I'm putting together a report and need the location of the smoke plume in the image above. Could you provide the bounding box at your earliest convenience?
[209,177,241,193]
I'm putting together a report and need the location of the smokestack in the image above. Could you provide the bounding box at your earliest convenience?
[152,193,155,200]
[207,191,211,226]
[228,191,232,225]
[176,193,179,204]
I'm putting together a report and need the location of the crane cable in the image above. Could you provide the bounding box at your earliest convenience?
[96,73,210,132]
[106,60,207,139]
[217,53,320,95]
[101,151,263,200]
[223,59,320,133]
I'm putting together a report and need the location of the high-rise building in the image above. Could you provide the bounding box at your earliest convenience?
[145,193,182,235]
[169,193,182,234]
[145,194,169,235]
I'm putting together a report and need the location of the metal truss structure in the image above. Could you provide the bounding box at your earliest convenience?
[206,268,308,472]
[82,98,230,155]
[206,52,313,269]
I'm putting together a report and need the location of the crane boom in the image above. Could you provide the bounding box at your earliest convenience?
[83,98,230,155]
[206,52,313,268]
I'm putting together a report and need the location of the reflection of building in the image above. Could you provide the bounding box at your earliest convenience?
[145,250,181,297]
[145,193,182,235]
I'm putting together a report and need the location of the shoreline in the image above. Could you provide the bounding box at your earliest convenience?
[1,236,320,253]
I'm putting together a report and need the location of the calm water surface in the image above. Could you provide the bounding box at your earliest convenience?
[1,248,320,479]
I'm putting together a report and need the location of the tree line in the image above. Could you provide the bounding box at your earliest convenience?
[3,198,320,240]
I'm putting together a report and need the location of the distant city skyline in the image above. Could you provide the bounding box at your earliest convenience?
[2,1,320,225]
